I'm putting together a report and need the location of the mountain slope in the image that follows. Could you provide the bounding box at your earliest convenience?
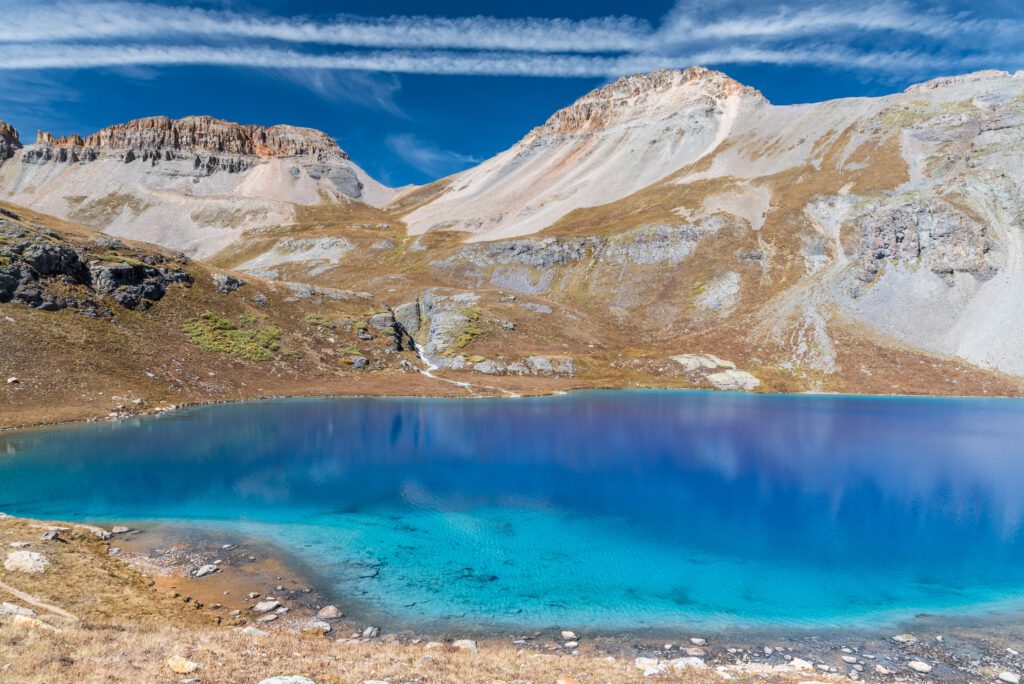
[0,116,393,259]
[400,67,766,241]
[4,67,1024,425]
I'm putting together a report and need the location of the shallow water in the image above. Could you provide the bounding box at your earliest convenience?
[2,391,1024,631]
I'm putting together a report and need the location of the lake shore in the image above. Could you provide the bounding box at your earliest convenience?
[2,513,1023,683]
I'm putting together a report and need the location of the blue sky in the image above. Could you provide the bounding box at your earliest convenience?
[1,0,1022,186]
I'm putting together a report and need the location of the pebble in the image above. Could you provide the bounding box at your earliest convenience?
[1000,673,1021,684]
[194,564,218,578]
[908,660,933,673]
[690,637,707,646]
[6,377,19,385]
[893,634,918,644]
[789,658,814,670]
[316,605,343,620]
[110,526,130,534]
[9,541,31,548]
[564,641,578,649]
[842,655,858,664]
[561,630,578,640]
[256,613,279,623]
[362,626,380,638]
[452,639,478,652]
[875,665,893,675]
[258,678,316,684]
[166,656,199,674]
[684,647,706,657]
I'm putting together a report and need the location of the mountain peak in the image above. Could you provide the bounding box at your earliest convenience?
[34,115,348,161]
[537,67,767,136]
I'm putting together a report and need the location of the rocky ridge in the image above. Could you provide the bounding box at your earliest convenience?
[0,208,192,312]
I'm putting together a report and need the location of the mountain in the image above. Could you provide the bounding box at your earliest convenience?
[3,67,1024,427]
[0,115,393,258]
[401,67,767,241]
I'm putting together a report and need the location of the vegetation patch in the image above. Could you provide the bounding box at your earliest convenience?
[181,311,282,361]
[452,325,485,349]
[305,313,333,328]
[458,306,482,321]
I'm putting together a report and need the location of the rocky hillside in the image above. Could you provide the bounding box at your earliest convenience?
[0,116,393,258]
[3,68,1024,424]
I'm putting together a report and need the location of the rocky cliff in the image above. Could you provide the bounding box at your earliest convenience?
[0,121,21,161]
[0,116,393,258]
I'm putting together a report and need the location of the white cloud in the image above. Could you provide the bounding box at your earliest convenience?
[0,0,1020,80]
[385,133,480,176]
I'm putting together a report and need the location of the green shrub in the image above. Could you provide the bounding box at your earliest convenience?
[182,312,282,361]
[453,324,484,349]
[459,306,482,321]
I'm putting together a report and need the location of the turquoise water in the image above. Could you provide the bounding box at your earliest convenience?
[2,391,1024,631]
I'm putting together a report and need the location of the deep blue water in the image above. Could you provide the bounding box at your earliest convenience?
[2,391,1024,631]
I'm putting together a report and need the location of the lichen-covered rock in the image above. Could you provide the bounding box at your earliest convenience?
[394,301,421,337]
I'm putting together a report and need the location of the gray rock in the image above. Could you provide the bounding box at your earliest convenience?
[362,626,380,638]
[368,312,395,329]
[4,551,48,574]
[251,600,280,613]
[525,356,554,375]
[194,564,218,578]
[452,639,478,651]
[394,301,421,337]
[0,602,35,616]
[473,360,505,375]
[908,661,933,673]
[211,273,245,294]
[257,677,316,684]
[349,356,368,370]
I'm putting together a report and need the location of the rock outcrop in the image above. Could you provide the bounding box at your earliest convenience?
[0,212,191,312]
[0,120,21,161]
[0,116,393,258]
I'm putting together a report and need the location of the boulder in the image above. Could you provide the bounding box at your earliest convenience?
[212,273,245,293]
[300,620,332,635]
[251,600,280,613]
[368,312,396,329]
[707,369,760,391]
[394,301,421,337]
[4,550,48,574]
[165,656,199,674]
[669,657,706,670]
[0,602,35,616]
[316,605,343,620]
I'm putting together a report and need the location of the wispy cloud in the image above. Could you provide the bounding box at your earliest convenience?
[0,0,1021,80]
[385,133,480,177]
[275,70,406,117]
